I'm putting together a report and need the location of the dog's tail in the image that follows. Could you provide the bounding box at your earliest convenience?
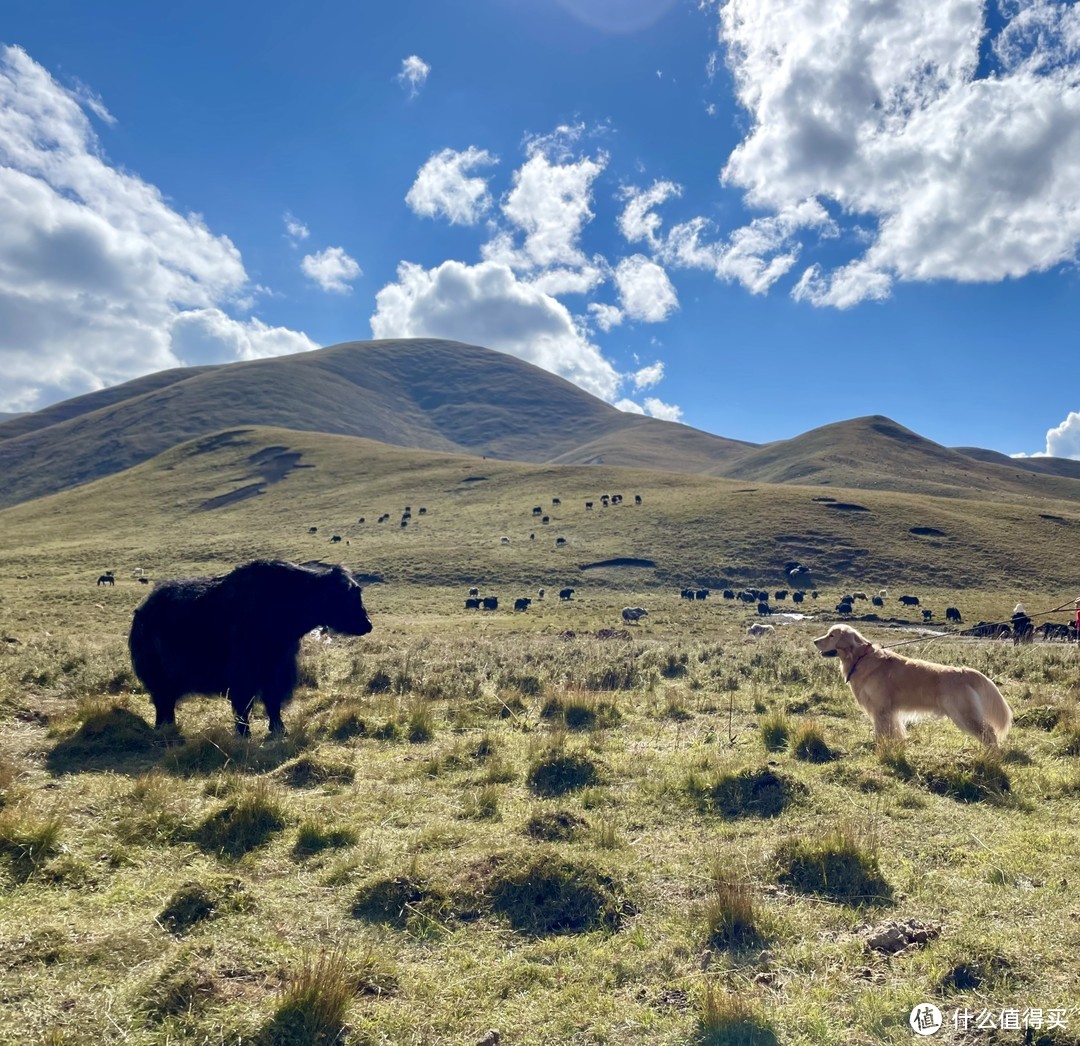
[976,674,1013,743]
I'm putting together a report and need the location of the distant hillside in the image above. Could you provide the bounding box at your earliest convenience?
[2,425,1077,593]
[2,339,1078,511]
[954,446,1080,482]
[724,416,1080,502]
[0,339,750,509]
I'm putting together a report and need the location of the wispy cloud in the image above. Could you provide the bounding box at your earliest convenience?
[396,55,431,98]
[283,211,310,244]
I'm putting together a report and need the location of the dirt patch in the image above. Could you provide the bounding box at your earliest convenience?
[824,503,871,512]
[909,526,947,537]
[860,918,940,954]
[579,558,657,570]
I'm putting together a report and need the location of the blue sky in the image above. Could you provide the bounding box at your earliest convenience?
[3,0,1080,458]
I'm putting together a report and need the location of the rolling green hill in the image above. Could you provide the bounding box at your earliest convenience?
[1,339,1077,513]
[723,415,1080,501]
[2,424,1077,594]
[0,339,752,509]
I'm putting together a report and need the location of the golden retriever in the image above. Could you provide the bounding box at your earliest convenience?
[813,624,1012,746]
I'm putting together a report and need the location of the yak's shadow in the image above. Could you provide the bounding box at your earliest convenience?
[45,705,304,777]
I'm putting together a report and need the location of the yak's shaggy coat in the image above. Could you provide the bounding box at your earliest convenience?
[130,560,373,736]
[813,624,1012,746]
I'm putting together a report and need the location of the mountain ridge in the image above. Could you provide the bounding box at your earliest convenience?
[1,338,1077,509]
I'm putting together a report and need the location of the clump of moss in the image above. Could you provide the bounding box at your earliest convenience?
[158,876,255,934]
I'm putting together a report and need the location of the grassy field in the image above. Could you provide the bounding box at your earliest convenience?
[1,427,1079,1045]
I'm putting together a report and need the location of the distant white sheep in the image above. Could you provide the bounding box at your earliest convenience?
[747,622,775,637]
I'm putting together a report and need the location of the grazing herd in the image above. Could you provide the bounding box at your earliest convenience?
[83,484,1077,736]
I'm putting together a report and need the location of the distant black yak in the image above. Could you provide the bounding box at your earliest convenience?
[129,560,373,736]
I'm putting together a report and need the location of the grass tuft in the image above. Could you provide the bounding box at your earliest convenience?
[774,825,892,904]
[759,711,790,753]
[697,985,778,1045]
[158,876,255,934]
[0,807,61,882]
[189,782,287,859]
[524,809,587,841]
[526,750,599,796]
[688,767,805,818]
[919,752,1011,803]
[791,721,837,763]
[280,756,355,789]
[704,880,761,950]
[259,948,352,1045]
[351,875,451,930]
[487,851,633,935]
[293,821,358,859]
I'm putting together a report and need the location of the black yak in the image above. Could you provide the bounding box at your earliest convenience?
[129,560,373,737]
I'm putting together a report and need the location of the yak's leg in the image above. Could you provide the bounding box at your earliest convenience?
[229,690,256,737]
[151,692,177,728]
[261,655,298,737]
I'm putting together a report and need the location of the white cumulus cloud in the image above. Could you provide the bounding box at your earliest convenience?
[301,247,362,293]
[370,259,621,400]
[713,0,1080,305]
[0,45,316,411]
[643,396,683,422]
[397,55,430,98]
[618,180,682,249]
[632,361,664,389]
[614,255,679,322]
[488,144,606,272]
[170,309,318,365]
[588,302,624,331]
[1042,410,1080,458]
[615,395,683,421]
[406,146,498,225]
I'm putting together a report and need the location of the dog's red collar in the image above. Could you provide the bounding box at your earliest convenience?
[846,644,872,682]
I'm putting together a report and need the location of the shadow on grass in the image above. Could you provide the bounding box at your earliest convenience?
[46,706,308,778]
[45,707,160,776]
